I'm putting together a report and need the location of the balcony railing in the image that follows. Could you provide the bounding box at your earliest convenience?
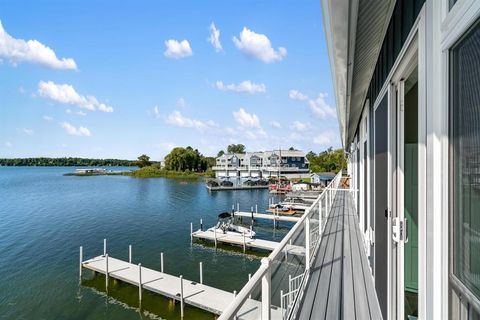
[218,171,344,320]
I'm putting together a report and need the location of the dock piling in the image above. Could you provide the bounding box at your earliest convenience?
[129,245,132,264]
[79,246,83,278]
[255,204,258,214]
[243,232,246,253]
[105,254,109,289]
[237,203,239,213]
[180,275,184,317]
[161,252,164,273]
[190,222,193,242]
[103,238,107,256]
[251,206,254,222]
[138,263,142,301]
[199,262,203,284]
[214,227,217,248]
[200,218,203,231]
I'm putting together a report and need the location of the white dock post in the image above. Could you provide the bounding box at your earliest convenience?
[280,290,284,318]
[190,222,193,242]
[305,217,311,271]
[129,245,132,264]
[161,252,164,273]
[103,238,107,256]
[251,206,254,221]
[237,202,239,212]
[105,254,109,289]
[248,273,252,299]
[255,204,258,214]
[138,263,142,301]
[243,231,246,253]
[199,262,203,284]
[261,258,271,320]
[214,227,217,248]
[200,218,203,231]
[79,246,83,278]
[233,290,238,320]
[180,275,184,318]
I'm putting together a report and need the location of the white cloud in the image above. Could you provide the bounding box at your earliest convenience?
[270,121,282,129]
[215,80,266,94]
[233,108,260,128]
[153,105,160,118]
[43,115,53,121]
[60,121,91,136]
[289,89,308,101]
[313,131,337,145]
[0,20,77,70]
[291,121,309,131]
[166,110,217,131]
[176,98,186,108]
[308,93,336,118]
[5,141,12,148]
[208,22,223,52]
[38,81,114,112]
[233,27,287,63]
[76,111,87,116]
[164,39,193,59]
[20,128,34,135]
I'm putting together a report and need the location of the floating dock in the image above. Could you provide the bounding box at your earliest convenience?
[233,211,300,223]
[206,185,269,191]
[191,229,305,256]
[81,254,282,319]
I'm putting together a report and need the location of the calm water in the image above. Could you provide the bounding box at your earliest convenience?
[0,167,290,320]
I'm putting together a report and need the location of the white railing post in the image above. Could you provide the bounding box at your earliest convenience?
[180,275,184,317]
[103,238,107,256]
[161,252,164,273]
[289,274,292,293]
[138,263,142,301]
[280,290,284,320]
[233,291,238,320]
[305,217,310,270]
[79,246,83,278]
[129,244,132,263]
[105,254,109,289]
[261,258,271,320]
[248,273,252,299]
[200,262,203,284]
[318,199,322,235]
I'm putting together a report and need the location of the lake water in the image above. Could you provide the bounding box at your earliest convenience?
[0,167,291,320]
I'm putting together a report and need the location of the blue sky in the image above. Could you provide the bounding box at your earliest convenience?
[0,0,339,160]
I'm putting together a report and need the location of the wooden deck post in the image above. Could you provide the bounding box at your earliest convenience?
[105,254,109,289]
[261,258,271,320]
[180,275,184,317]
[199,262,203,284]
[129,245,132,264]
[79,246,83,278]
[305,217,311,271]
[138,263,142,301]
[161,252,164,273]
[103,238,107,256]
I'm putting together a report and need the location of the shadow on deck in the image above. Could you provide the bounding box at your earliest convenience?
[296,190,382,320]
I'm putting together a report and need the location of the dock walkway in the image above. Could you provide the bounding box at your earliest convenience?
[191,229,305,256]
[82,255,282,319]
[234,211,300,223]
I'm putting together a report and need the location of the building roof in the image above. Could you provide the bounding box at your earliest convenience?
[321,0,396,147]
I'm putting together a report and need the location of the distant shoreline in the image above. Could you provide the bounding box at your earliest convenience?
[63,166,213,180]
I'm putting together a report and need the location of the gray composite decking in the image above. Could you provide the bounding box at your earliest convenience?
[297,191,383,320]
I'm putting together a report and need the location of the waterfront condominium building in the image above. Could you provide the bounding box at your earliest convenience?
[321,0,480,319]
[212,150,310,179]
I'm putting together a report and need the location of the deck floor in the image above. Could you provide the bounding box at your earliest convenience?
[297,191,382,320]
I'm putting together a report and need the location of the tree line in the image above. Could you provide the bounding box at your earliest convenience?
[307,147,347,173]
[0,157,136,167]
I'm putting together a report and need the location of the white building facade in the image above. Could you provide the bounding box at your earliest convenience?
[212,150,310,179]
[322,0,480,319]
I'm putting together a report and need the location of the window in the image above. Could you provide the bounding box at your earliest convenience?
[451,18,480,301]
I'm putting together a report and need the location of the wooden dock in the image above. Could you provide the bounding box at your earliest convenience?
[191,229,305,256]
[81,254,282,319]
[233,211,300,223]
[206,185,269,191]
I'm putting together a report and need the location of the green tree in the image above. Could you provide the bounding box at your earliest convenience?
[227,144,246,154]
[136,154,152,168]
[217,150,225,157]
[307,148,346,173]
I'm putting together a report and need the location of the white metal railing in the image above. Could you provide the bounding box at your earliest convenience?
[218,170,345,320]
